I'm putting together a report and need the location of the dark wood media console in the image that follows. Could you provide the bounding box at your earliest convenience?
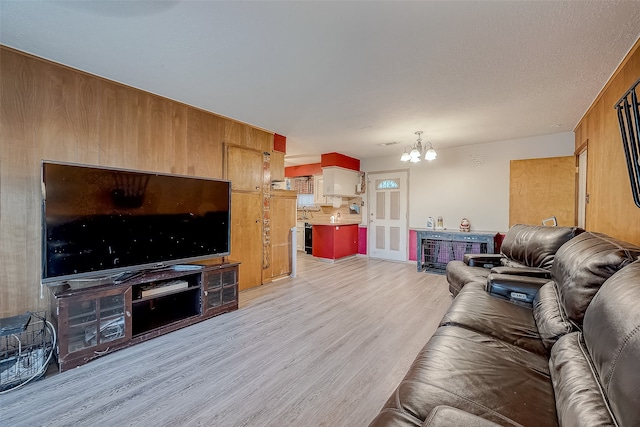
[48,260,239,371]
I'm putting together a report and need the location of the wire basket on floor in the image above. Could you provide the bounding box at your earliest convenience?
[0,311,56,393]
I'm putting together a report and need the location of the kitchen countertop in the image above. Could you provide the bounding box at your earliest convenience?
[304,220,362,226]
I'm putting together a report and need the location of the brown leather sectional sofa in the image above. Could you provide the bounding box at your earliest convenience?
[369,228,640,427]
[446,224,584,297]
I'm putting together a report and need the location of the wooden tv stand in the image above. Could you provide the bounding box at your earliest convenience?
[48,260,239,372]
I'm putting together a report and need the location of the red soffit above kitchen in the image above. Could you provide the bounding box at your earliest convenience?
[274,133,286,153]
[320,152,360,171]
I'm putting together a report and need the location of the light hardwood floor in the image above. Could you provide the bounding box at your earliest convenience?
[1,255,452,427]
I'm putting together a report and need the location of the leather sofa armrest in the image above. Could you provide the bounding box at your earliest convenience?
[463,254,504,268]
[423,405,502,427]
[486,273,550,306]
[490,266,551,279]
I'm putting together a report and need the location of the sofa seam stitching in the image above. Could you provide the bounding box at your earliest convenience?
[399,379,525,426]
[605,324,640,388]
[576,333,618,426]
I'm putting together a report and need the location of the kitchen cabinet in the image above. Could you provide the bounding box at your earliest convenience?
[314,175,328,205]
[312,224,358,260]
[323,167,359,197]
[270,150,285,182]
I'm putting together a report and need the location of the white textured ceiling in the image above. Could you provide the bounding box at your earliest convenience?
[1,1,640,165]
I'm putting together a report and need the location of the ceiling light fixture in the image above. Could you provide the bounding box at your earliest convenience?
[400,131,437,162]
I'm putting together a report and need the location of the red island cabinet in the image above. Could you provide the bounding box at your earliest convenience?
[312,224,359,260]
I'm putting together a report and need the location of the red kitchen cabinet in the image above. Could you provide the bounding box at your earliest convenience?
[312,224,358,260]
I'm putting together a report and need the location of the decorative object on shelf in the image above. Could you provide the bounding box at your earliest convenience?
[614,76,640,208]
[436,216,444,229]
[460,218,470,232]
[400,131,437,162]
[426,216,435,229]
[349,203,360,214]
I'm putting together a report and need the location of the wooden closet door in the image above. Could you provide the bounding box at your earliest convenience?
[509,156,576,227]
[226,145,265,291]
[226,145,263,192]
[230,191,263,291]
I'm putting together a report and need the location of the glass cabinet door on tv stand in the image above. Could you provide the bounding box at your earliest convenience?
[52,286,132,371]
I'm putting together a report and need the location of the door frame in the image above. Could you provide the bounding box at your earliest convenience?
[575,139,588,229]
[367,169,409,262]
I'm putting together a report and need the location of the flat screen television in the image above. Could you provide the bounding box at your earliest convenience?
[41,161,231,284]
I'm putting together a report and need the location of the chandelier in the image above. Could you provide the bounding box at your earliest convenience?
[400,131,437,162]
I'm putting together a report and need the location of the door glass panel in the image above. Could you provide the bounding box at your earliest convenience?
[390,226,400,251]
[222,270,236,287]
[98,295,125,344]
[376,193,385,219]
[222,286,237,304]
[208,289,222,308]
[390,191,400,220]
[376,226,385,249]
[376,179,400,189]
[67,300,96,353]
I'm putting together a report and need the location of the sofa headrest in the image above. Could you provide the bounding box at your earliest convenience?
[500,224,583,269]
[583,260,640,427]
[552,232,640,325]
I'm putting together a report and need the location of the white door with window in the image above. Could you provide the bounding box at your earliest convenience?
[368,171,408,261]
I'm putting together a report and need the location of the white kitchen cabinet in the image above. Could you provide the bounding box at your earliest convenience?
[313,175,328,205]
[322,167,359,197]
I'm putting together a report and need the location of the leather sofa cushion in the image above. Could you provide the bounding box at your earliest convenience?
[369,406,502,427]
[445,261,490,296]
[500,224,583,269]
[423,406,502,427]
[379,326,556,426]
[369,408,423,427]
[441,282,549,357]
[533,281,574,351]
[551,232,640,325]
[549,332,616,427]
[583,260,640,427]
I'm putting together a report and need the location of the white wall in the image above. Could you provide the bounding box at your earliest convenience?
[361,132,575,233]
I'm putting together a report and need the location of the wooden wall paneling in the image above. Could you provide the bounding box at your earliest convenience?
[0,48,41,317]
[224,119,246,147]
[170,104,188,176]
[36,60,81,163]
[185,108,224,178]
[255,127,273,153]
[139,92,174,173]
[75,72,101,166]
[509,156,576,227]
[100,80,140,169]
[0,46,282,316]
[574,38,640,244]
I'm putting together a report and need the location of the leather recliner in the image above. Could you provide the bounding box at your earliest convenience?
[446,224,583,297]
[369,231,640,427]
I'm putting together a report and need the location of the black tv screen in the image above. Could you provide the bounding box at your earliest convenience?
[42,161,231,283]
